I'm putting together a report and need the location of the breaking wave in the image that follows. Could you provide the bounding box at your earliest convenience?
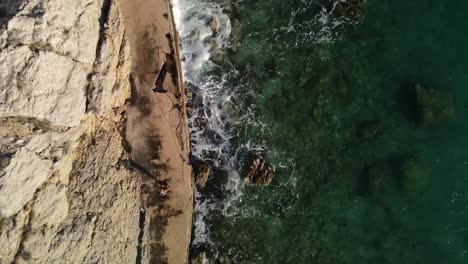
[171,0,253,250]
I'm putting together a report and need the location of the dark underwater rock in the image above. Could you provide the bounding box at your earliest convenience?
[400,158,426,192]
[360,161,393,198]
[356,120,382,141]
[415,84,455,126]
[244,157,275,186]
[360,154,426,197]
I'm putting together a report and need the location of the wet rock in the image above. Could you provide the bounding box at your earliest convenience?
[186,106,193,117]
[187,30,201,43]
[415,84,455,126]
[185,90,193,100]
[193,117,208,129]
[191,252,208,264]
[207,16,220,37]
[192,160,211,188]
[208,39,223,63]
[244,157,275,186]
[219,256,231,264]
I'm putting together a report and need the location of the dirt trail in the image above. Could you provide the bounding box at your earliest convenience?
[117,0,193,263]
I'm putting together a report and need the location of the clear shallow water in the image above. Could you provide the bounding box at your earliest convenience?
[174,0,468,263]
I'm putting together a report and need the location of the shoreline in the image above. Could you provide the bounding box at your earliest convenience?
[0,0,193,262]
[117,0,193,262]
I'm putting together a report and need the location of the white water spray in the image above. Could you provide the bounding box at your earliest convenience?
[171,0,250,249]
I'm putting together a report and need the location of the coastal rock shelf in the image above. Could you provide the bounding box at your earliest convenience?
[0,0,193,263]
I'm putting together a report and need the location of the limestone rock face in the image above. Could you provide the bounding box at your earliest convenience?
[0,0,141,263]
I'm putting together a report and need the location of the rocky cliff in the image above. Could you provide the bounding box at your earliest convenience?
[0,0,192,263]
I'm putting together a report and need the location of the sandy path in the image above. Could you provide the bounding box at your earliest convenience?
[117,0,193,263]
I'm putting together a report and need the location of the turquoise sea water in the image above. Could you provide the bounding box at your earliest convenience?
[186,0,468,263]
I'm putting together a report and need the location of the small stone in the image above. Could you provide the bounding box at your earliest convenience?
[192,160,210,188]
[244,156,275,186]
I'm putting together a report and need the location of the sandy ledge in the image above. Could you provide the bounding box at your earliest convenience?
[118,0,193,263]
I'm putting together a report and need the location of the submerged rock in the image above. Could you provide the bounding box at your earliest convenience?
[244,157,275,186]
[400,158,426,192]
[415,84,455,126]
[360,161,393,198]
[356,120,382,141]
[192,160,211,188]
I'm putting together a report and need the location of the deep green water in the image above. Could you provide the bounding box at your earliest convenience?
[202,0,468,263]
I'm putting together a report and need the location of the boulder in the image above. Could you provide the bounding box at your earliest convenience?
[207,16,220,37]
[244,157,275,186]
[191,252,208,264]
[192,160,211,188]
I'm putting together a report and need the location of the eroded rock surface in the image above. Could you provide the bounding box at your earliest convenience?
[0,0,138,263]
[244,157,275,186]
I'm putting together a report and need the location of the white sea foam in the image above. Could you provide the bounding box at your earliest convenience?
[171,0,249,249]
